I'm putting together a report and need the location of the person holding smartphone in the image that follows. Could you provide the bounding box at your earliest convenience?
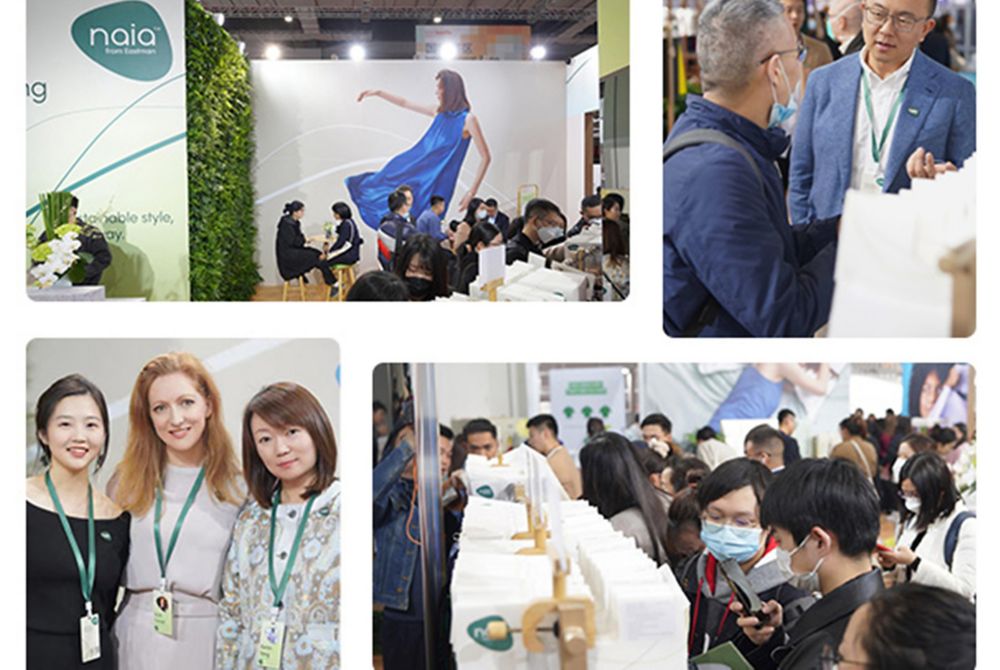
[677,458,814,665]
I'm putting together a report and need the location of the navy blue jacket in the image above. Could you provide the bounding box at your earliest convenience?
[663,96,837,337]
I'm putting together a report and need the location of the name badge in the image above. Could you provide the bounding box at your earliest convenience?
[256,619,285,668]
[80,612,101,663]
[153,589,174,637]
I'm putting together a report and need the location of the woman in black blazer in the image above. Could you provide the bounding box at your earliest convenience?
[275,201,336,293]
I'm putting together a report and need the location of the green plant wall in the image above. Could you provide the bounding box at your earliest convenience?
[186,0,260,300]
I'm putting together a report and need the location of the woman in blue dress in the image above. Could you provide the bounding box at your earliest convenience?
[347,69,492,230]
[707,363,832,432]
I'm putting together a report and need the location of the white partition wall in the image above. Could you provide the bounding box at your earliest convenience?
[26,0,189,300]
[252,60,571,281]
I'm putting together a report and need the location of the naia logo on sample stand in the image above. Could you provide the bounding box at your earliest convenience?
[71,1,172,81]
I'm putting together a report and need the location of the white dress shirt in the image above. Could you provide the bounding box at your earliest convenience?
[850,47,916,192]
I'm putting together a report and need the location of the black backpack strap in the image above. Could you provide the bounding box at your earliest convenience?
[663,129,766,336]
[945,511,975,570]
[663,129,766,193]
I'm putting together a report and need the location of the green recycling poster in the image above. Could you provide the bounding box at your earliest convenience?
[549,367,626,458]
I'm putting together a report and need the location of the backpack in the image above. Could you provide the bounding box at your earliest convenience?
[944,511,975,570]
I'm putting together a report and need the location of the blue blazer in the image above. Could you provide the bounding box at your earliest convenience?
[789,50,976,225]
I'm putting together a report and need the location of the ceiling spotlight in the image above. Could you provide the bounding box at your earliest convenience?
[284,15,294,23]
[349,44,366,61]
[214,12,225,26]
[237,41,246,56]
[439,41,458,60]
[433,15,443,24]
[265,44,282,60]
[530,45,547,60]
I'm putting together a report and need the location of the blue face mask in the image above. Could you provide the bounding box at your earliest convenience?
[825,18,836,41]
[700,521,764,563]
[768,58,801,130]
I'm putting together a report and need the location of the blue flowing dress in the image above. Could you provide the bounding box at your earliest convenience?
[707,366,784,432]
[346,110,472,230]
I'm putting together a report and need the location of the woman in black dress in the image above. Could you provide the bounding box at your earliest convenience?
[275,200,337,295]
[27,375,130,669]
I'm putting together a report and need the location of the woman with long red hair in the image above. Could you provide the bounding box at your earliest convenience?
[110,352,244,669]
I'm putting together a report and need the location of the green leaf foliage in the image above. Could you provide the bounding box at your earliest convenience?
[186,0,260,300]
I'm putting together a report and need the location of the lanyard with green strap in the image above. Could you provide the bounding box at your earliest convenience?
[861,71,907,168]
[154,467,206,590]
[268,486,317,613]
[45,470,96,615]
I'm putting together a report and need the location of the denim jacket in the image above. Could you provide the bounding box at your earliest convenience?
[373,440,421,611]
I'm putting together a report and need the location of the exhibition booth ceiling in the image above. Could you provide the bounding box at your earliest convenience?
[203,0,598,60]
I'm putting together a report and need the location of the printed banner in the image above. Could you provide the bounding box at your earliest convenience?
[415,25,531,60]
[27,0,189,300]
[549,367,626,459]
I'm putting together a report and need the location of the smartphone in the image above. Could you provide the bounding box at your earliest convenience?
[719,558,768,625]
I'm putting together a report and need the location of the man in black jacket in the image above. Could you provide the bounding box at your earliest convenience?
[679,459,814,667]
[733,459,883,669]
[505,198,565,265]
[777,409,802,465]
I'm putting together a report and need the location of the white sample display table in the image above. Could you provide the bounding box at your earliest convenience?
[450,498,689,669]
[27,285,106,301]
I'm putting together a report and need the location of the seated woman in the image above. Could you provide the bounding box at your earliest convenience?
[579,432,670,565]
[878,451,976,600]
[677,458,814,666]
[455,221,502,295]
[393,234,451,301]
[275,201,336,296]
[325,202,363,267]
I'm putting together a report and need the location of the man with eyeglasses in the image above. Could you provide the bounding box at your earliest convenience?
[789,0,976,226]
[664,0,838,337]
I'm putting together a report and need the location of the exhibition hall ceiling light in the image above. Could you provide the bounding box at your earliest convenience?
[530,45,547,60]
[349,44,366,61]
[265,44,282,60]
[238,40,246,56]
[433,15,443,24]
[214,12,225,26]
[284,15,294,23]
[439,41,458,60]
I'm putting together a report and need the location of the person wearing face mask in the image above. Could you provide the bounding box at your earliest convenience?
[733,458,883,670]
[663,0,839,338]
[825,0,866,57]
[483,198,509,239]
[505,198,566,266]
[780,0,834,82]
[455,221,502,295]
[877,452,975,599]
[789,0,976,226]
[566,194,603,238]
[887,430,932,483]
[393,234,451,301]
[678,459,814,666]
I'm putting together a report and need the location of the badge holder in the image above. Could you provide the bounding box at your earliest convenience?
[256,606,286,669]
[153,578,174,637]
[80,601,101,663]
[483,555,597,670]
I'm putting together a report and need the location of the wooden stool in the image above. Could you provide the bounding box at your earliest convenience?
[329,264,357,302]
[282,275,308,302]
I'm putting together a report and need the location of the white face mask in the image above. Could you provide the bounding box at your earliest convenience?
[537,226,563,244]
[588,217,603,226]
[476,209,489,220]
[904,497,922,514]
[775,534,824,592]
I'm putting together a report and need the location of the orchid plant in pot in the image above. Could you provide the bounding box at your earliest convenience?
[27,192,93,288]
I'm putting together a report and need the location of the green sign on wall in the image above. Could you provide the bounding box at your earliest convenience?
[72,1,172,81]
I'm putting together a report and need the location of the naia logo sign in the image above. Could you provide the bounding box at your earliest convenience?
[71,1,172,81]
